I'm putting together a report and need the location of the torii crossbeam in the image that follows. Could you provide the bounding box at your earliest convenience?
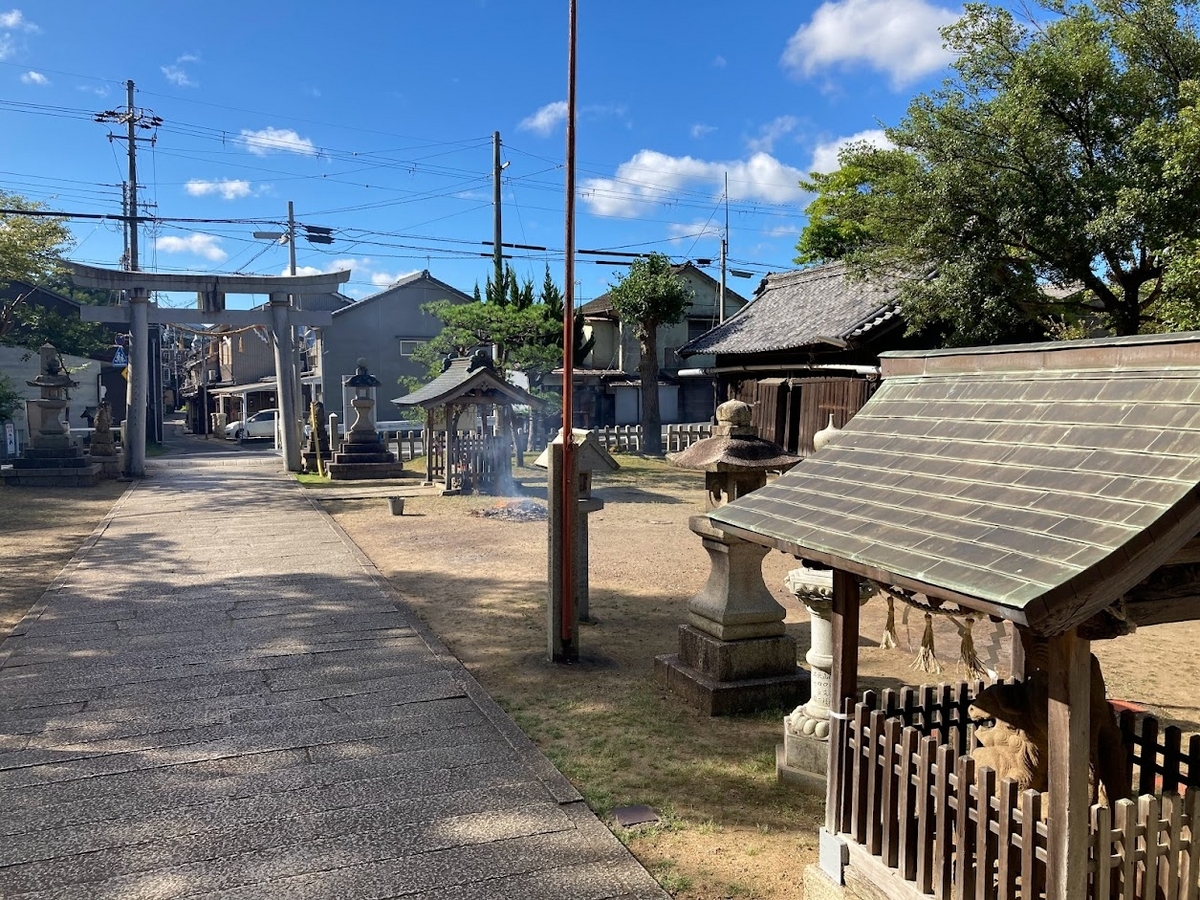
[69,263,351,477]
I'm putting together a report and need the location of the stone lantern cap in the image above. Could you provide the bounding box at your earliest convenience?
[533,429,621,474]
[27,344,77,390]
[667,401,800,473]
[345,358,381,388]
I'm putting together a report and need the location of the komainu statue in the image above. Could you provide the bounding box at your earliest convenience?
[969,652,1132,804]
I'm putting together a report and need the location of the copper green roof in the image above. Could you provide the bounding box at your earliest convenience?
[707,332,1200,634]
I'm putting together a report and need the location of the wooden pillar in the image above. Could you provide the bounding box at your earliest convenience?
[444,404,456,493]
[825,567,861,834]
[424,408,434,485]
[1046,628,1090,900]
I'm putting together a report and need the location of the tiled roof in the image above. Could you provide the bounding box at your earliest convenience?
[708,332,1200,635]
[680,262,900,358]
[392,356,542,409]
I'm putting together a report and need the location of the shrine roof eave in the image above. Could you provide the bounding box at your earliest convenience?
[393,366,544,410]
[67,262,351,295]
[706,332,1200,637]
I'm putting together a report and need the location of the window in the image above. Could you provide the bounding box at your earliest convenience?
[688,318,714,342]
[399,340,424,357]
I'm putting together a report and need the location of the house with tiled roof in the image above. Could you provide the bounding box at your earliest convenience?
[564,261,749,427]
[321,270,472,421]
[678,262,931,453]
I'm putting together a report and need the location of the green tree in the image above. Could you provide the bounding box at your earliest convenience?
[0,372,21,423]
[606,253,692,456]
[0,192,75,345]
[796,0,1200,344]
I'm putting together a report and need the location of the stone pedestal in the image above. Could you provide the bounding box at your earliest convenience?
[87,401,122,479]
[777,565,873,785]
[1,345,100,487]
[655,517,808,715]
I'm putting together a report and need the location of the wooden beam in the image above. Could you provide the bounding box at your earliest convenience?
[1045,629,1090,900]
[826,567,861,834]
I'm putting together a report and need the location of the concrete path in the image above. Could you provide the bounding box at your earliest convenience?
[0,454,665,899]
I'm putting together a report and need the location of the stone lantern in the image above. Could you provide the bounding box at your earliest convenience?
[654,400,805,715]
[326,359,405,480]
[28,344,76,448]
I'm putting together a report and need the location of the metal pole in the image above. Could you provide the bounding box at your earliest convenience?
[493,131,504,293]
[560,0,578,651]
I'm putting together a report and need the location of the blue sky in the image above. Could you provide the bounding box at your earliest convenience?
[1,1,966,309]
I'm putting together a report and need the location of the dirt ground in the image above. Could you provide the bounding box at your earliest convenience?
[2,458,1197,900]
[0,480,129,634]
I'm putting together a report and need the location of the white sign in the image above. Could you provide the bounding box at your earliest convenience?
[4,421,15,456]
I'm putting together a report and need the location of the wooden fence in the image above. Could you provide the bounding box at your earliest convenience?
[592,422,713,453]
[423,430,510,493]
[832,682,1199,899]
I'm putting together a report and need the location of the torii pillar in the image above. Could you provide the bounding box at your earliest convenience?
[70,263,349,477]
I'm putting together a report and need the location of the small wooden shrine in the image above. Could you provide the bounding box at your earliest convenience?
[393,351,543,495]
[709,333,1200,900]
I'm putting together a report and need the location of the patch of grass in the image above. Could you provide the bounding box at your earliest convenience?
[144,441,167,457]
[293,473,331,487]
[650,860,692,895]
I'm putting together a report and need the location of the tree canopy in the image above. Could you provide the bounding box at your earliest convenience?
[796,0,1200,344]
[606,253,692,456]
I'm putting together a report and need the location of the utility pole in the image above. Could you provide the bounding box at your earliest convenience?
[720,171,728,324]
[95,80,163,475]
[493,131,506,298]
[288,200,304,440]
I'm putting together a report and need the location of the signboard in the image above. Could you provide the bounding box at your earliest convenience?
[4,421,15,456]
[112,346,128,367]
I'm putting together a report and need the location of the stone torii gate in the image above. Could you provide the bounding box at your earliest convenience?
[69,263,350,477]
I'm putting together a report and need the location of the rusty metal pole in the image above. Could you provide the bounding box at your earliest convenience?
[560,0,578,655]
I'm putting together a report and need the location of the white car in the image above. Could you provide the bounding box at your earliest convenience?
[225,408,278,442]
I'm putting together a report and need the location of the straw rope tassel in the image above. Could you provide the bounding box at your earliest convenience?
[910,612,941,674]
[880,596,898,650]
[958,616,987,678]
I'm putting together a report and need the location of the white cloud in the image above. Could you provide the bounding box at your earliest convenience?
[185,178,252,200]
[667,220,722,241]
[77,84,109,97]
[162,53,199,87]
[0,9,37,31]
[156,234,227,262]
[747,115,799,153]
[691,123,717,139]
[161,65,193,87]
[782,0,958,88]
[518,101,568,136]
[580,150,807,218]
[808,128,893,174]
[1,8,37,60]
[712,55,727,68]
[370,270,417,287]
[238,127,317,157]
[19,70,47,85]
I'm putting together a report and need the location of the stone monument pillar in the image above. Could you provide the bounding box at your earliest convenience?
[87,400,122,479]
[654,400,806,715]
[536,428,621,624]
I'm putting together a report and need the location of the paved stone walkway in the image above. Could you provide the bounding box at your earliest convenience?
[0,455,665,899]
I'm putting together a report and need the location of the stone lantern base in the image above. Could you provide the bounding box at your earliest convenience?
[654,625,809,716]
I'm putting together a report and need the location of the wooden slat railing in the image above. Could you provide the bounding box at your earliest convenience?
[832,682,1199,899]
